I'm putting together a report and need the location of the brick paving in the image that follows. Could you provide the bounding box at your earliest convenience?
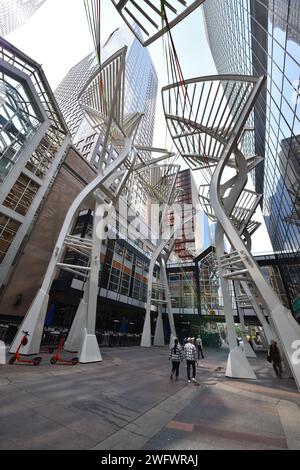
[0,346,299,450]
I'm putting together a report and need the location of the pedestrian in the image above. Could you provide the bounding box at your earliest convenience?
[195,335,204,359]
[184,337,197,383]
[169,338,183,381]
[268,340,283,378]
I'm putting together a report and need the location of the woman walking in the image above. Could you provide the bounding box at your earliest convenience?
[169,338,183,381]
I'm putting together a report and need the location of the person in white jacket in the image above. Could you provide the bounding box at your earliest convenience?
[184,338,197,383]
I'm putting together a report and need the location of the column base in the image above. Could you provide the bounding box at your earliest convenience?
[153,314,165,347]
[242,341,257,358]
[9,289,49,355]
[64,297,87,353]
[226,346,257,379]
[141,315,152,347]
[78,330,102,363]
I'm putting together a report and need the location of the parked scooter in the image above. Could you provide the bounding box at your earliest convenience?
[9,331,42,366]
[50,336,78,365]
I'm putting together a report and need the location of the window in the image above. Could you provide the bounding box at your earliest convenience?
[120,273,130,296]
[133,279,141,300]
[169,274,180,282]
[125,249,133,263]
[0,214,21,263]
[108,267,121,292]
[115,243,124,258]
[3,173,39,216]
[0,75,41,182]
[25,129,62,178]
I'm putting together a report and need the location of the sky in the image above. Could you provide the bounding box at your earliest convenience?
[6,0,273,254]
[6,0,216,147]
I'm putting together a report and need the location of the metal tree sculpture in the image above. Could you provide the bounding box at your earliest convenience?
[110,0,206,47]
[162,74,300,389]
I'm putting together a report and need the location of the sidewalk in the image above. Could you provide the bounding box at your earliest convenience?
[0,347,299,450]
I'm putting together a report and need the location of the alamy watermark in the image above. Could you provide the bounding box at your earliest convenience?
[94,198,198,242]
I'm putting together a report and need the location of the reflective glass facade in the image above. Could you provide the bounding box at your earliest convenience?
[168,269,198,314]
[55,25,158,161]
[55,25,158,222]
[54,52,98,141]
[0,75,41,182]
[203,0,300,307]
[0,0,46,36]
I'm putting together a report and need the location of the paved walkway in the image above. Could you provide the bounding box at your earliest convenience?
[0,347,299,450]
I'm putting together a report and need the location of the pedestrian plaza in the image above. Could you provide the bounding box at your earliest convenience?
[0,346,299,450]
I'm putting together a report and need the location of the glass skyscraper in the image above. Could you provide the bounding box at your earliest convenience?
[55,24,158,221]
[203,0,300,309]
[0,0,46,36]
[55,25,158,161]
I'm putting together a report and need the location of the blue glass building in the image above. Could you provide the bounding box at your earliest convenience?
[0,0,46,37]
[203,0,300,309]
[55,24,158,164]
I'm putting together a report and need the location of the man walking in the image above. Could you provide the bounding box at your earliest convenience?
[268,340,283,378]
[184,337,197,383]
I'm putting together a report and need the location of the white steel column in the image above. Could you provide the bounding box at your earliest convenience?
[141,210,195,347]
[234,281,256,358]
[153,304,165,347]
[160,257,176,347]
[64,284,88,353]
[209,78,300,389]
[9,139,134,355]
[215,224,256,379]
[78,196,113,363]
[240,281,273,345]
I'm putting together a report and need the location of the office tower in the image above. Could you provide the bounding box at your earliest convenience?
[269,134,300,250]
[168,169,211,261]
[0,0,46,36]
[55,25,158,221]
[0,37,70,290]
[203,0,300,308]
[55,25,158,164]
[54,52,98,144]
